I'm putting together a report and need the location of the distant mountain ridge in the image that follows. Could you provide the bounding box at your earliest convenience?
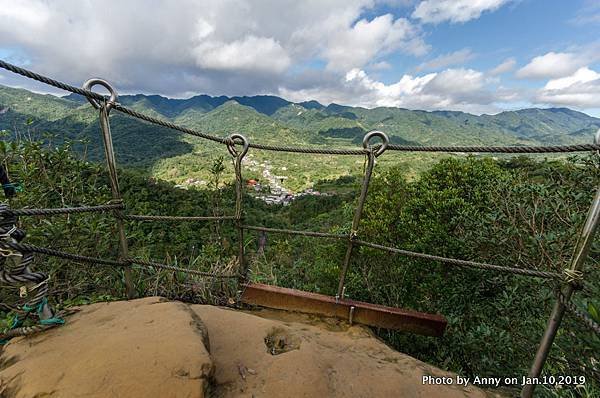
[63,90,599,124]
[63,92,311,116]
[1,84,598,169]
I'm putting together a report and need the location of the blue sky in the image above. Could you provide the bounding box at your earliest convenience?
[0,0,599,116]
[378,2,579,78]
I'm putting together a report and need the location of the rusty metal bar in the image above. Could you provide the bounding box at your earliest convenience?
[84,78,135,299]
[241,282,447,336]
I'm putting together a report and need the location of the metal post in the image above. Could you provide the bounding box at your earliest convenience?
[336,131,388,299]
[82,78,135,299]
[226,134,249,283]
[521,131,600,397]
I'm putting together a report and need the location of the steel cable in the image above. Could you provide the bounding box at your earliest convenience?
[1,203,124,216]
[0,241,126,267]
[122,214,236,222]
[387,143,600,153]
[558,292,600,335]
[355,240,562,279]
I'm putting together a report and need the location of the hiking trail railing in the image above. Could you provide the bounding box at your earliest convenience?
[0,60,599,398]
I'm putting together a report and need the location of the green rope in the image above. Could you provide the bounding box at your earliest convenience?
[39,317,65,325]
[0,299,65,344]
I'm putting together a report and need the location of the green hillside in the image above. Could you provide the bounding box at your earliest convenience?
[2,84,600,190]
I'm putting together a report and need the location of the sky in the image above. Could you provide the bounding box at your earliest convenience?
[0,0,599,116]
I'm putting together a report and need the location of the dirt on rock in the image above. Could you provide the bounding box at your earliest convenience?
[0,298,502,398]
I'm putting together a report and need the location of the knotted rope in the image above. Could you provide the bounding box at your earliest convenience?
[0,204,64,343]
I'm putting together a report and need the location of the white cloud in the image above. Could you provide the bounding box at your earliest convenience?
[416,48,474,71]
[543,67,600,90]
[0,0,428,96]
[294,67,502,113]
[516,52,586,80]
[193,36,291,73]
[412,0,512,24]
[345,68,437,102]
[321,14,428,71]
[489,57,516,75]
[536,67,600,107]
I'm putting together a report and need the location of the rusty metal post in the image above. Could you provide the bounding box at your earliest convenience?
[336,131,388,299]
[82,79,135,299]
[226,134,249,283]
[521,130,600,398]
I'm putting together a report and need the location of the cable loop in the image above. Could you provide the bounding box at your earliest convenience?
[362,130,389,157]
[226,133,249,159]
[82,78,118,112]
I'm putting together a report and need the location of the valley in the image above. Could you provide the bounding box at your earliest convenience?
[1,84,599,192]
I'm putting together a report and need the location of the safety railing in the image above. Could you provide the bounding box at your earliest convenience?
[0,59,599,398]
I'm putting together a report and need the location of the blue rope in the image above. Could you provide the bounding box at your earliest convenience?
[2,182,23,192]
[35,298,65,326]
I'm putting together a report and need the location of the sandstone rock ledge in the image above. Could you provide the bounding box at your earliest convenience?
[0,297,500,398]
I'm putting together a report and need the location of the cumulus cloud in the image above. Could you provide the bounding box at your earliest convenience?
[416,48,474,71]
[320,15,427,71]
[193,36,291,73]
[287,67,503,113]
[516,52,586,80]
[412,0,512,24]
[321,14,428,71]
[536,67,600,107]
[0,0,430,97]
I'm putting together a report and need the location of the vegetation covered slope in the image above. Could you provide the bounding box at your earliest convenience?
[3,84,600,190]
[1,138,598,397]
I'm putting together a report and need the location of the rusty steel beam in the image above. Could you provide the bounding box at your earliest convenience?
[241,283,447,337]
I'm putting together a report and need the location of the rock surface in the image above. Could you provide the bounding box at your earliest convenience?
[0,298,501,397]
[194,306,500,398]
[0,297,213,398]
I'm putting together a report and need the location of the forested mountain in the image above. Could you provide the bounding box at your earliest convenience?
[3,84,596,151]
[2,84,599,188]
